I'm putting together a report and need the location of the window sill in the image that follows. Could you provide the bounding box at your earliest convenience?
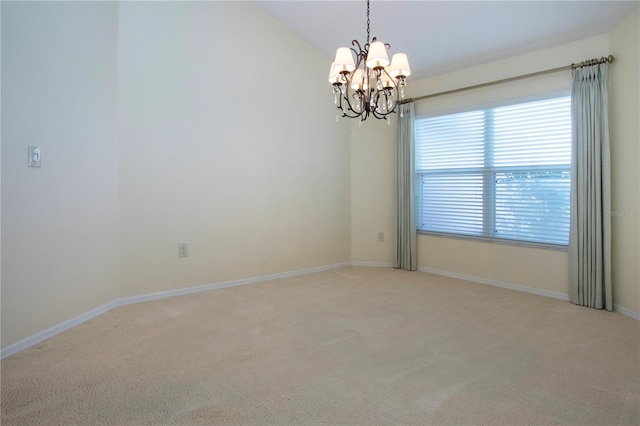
[416,230,568,252]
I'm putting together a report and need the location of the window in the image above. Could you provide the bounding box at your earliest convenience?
[415,96,571,247]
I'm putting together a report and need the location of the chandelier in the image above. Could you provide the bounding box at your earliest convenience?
[328,0,411,122]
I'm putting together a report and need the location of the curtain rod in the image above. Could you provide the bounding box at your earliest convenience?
[401,55,615,104]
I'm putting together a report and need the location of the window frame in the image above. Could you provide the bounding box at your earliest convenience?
[414,94,572,251]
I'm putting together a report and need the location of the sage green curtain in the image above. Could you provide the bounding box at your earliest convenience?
[394,102,417,271]
[569,63,612,311]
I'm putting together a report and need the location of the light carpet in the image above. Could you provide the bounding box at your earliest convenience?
[1,267,639,425]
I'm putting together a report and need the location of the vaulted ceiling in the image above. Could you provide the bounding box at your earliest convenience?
[256,0,639,79]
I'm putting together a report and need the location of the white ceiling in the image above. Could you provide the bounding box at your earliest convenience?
[256,0,639,79]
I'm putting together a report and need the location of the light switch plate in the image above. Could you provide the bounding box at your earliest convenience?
[28,145,41,167]
[178,243,189,258]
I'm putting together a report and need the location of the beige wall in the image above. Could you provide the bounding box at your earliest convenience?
[352,20,639,314]
[1,1,351,349]
[351,119,396,264]
[1,2,120,347]
[609,9,640,315]
[116,2,351,297]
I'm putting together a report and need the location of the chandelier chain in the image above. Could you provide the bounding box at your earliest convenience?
[366,0,370,45]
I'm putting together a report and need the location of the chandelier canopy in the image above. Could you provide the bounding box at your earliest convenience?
[328,0,411,122]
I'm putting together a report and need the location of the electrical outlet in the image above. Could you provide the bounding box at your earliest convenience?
[377,232,384,242]
[178,243,189,258]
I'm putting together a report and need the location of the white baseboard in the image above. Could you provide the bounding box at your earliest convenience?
[113,262,352,307]
[0,262,351,359]
[418,266,571,301]
[351,261,394,267]
[613,304,640,320]
[0,301,120,360]
[3,261,637,359]
[419,266,640,320]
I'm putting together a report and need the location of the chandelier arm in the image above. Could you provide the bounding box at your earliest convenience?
[364,39,373,52]
[370,87,400,119]
[351,40,363,54]
[383,67,401,114]
[371,107,395,119]
[370,89,379,113]
[370,91,386,119]
[340,93,361,117]
[338,84,366,119]
[371,108,395,119]
[345,100,367,119]
[364,68,400,119]
[336,87,345,114]
[340,103,366,119]
[386,88,401,116]
[350,41,367,72]
[337,41,368,118]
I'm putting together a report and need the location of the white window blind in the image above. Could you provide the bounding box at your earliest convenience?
[415,96,571,247]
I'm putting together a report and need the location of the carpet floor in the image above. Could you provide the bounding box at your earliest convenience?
[1,266,639,425]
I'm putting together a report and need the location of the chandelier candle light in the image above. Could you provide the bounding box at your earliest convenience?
[329,0,411,123]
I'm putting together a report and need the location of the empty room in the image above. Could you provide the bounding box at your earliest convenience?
[1,1,638,425]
